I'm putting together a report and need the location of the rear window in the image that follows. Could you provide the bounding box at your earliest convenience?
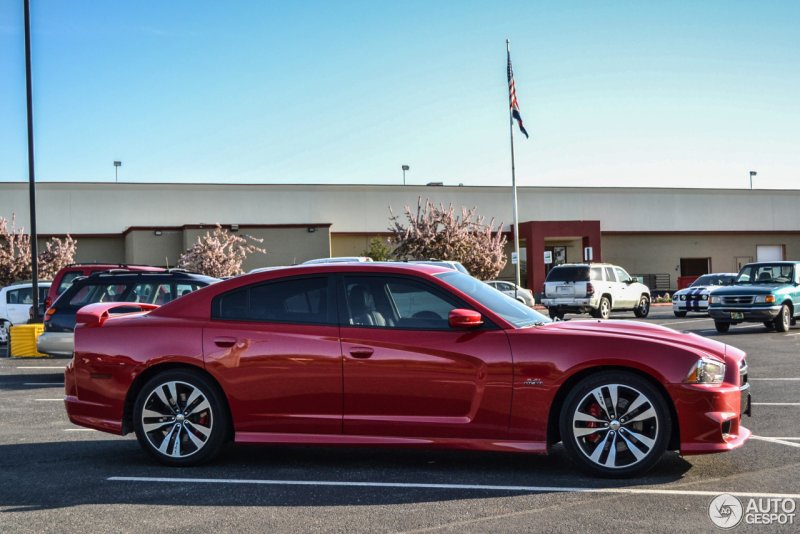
[57,272,83,295]
[545,266,590,282]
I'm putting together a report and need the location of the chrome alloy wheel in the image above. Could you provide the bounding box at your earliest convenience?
[571,384,659,470]
[140,380,213,459]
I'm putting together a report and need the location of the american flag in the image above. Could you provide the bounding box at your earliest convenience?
[507,51,529,139]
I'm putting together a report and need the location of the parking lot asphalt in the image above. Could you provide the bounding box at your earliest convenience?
[1,308,798,533]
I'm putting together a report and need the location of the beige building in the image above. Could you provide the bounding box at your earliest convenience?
[1,182,799,292]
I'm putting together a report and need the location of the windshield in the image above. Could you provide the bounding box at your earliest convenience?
[691,274,735,287]
[436,271,550,328]
[736,264,795,285]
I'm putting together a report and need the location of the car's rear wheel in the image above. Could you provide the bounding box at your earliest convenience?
[774,304,791,333]
[673,311,687,318]
[559,371,670,478]
[548,308,564,320]
[633,295,650,318]
[133,369,229,466]
[714,321,730,333]
[592,297,611,320]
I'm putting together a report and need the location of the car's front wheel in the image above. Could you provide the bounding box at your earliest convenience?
[673,311,687,318]
[559,371,670,478]
[774,304,791,333]
[714,321,730,333]
[133,369,229,466]
[633,295,650,318]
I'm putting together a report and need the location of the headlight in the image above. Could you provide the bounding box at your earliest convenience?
[709,295,719,304]
[754,295,775,304]
[685,358,726,384]
[680,294,686,301]
[701,294,708,300]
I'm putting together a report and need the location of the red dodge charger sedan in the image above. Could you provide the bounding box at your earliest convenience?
[65,263,751,477]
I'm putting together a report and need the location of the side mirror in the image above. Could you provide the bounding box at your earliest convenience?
[449,309,483,329]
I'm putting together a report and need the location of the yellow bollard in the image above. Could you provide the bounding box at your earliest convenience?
[9,324,47,358]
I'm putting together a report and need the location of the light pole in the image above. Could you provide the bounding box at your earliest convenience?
[401,164,410,185]
[23,0,41,322]
[114,161,122,182]
[749,170,757,190]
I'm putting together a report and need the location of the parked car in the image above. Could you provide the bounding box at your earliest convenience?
[406,260,470,275]
[44,264,164,315]
[485,280,535,306]
[0,281,52,343]
[541,263,651,320]
[708,261,800,333]
[672,273,737,317]
[65,263,750,477]
[37,270,217,357]
[302,257,373,264]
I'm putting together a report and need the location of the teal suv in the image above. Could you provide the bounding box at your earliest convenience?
[708,261,800,333]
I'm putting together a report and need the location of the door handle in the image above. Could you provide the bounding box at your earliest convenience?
[213,336,237,348]
[348,346,374,359]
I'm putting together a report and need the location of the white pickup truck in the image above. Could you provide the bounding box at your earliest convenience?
[541,263,650,320]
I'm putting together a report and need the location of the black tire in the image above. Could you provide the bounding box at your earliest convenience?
[763,321,775,331]
[673,311,687,318]
[774,304,791,333]
[633,295,650,318]
[714,321,730,333]
[559,371,671,478]
[133,368,229,466]
[548,308,564,320]
[592,297,611,319]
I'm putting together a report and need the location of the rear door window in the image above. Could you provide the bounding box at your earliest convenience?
[212,277,332,325]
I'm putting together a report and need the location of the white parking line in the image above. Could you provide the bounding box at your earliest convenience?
[64,428,95,432]
[758,437,800,441]
[785,332,800,336]
[653,319,709,326]
[23,382,64,386]
[15,366,65,369]
[749,378,800,381]
[752,402,800,406]
[750,435,800,449]
[106,476,800,499]
[34,398,63,402]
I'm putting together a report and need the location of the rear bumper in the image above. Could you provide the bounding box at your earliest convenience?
[541,297,597,312]
[708,305,781,322]
[37,331,74,357]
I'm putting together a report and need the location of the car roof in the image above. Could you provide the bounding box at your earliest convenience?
[150,262,452,319]
[1,281,52,290]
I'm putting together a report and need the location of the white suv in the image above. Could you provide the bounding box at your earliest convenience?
[541,263,650,320]
[0,281,52,343]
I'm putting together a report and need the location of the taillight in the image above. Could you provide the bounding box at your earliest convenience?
[45,296,52,309]
[586,282,595,296]
[45,308,56,321]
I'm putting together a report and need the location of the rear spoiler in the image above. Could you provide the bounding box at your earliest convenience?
[76,302,159,328]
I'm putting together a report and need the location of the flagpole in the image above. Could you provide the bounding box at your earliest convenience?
[507,39,522,298]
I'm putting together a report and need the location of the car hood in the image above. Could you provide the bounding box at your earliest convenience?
[675,285,713,295]
[711,284,785,295]
[537,319,728,361]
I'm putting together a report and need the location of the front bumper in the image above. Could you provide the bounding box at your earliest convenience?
[668,381,751,455]
[37,331,74,357]
[673,300,709,313]
[708,305,781,322]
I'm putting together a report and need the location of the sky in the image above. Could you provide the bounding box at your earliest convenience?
[0,0,798,189]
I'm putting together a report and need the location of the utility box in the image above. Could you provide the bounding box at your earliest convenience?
[9,324,46,358]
